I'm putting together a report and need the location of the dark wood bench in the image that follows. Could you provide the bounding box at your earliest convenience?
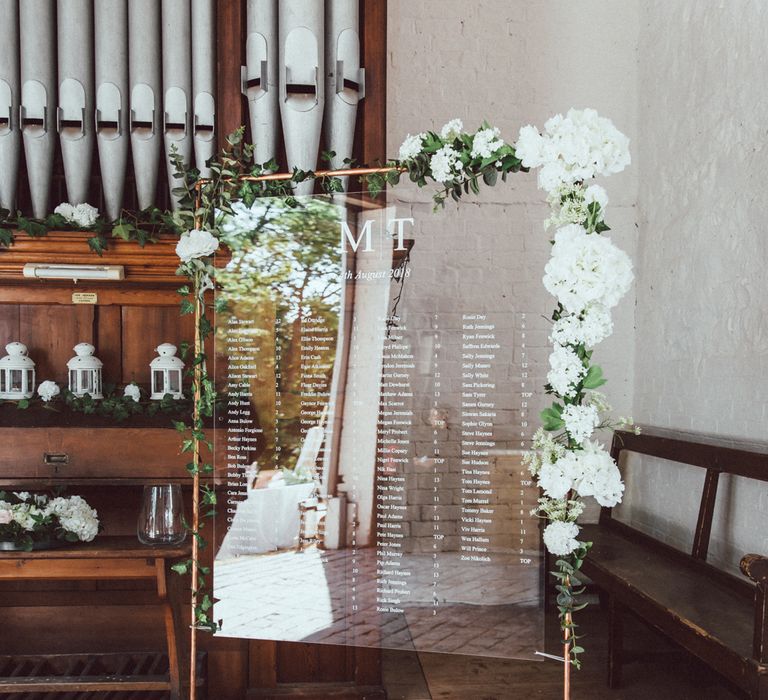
[580,428,768,699]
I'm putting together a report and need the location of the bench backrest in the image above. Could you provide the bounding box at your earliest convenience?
[604,428,768,563]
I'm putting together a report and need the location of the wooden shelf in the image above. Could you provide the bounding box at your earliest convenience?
[0,402,192,429]
[0,536,190,561]
[0,477,193,488]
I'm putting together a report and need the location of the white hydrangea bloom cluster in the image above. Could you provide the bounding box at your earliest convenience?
[515,108,631,194]
[543,521,581,557]
[46,495,100,542]
[176,229,220,263]
[470,126,505,159]
[547,344,586,398]
[562,404,600,444]
[543,224,633,315]
[0,493,100,545]
[429,145,463,183]
[11,502,40,529]
[398,133,426,161]
[123,383,141,403]
[550,303,613,348]
[37,380,60,402]
[439,118,464,141]
[54,202,100,228]
[538,440,623,507]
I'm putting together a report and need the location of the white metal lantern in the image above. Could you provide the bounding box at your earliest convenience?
[150,343,184,400]
[0,342,36,400]
[67,343,103,399]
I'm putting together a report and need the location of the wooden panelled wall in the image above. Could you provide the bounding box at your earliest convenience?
[0,303,193,388]
[0,1,387,698]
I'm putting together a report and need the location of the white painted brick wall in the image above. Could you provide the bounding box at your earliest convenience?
[624,0,768,573]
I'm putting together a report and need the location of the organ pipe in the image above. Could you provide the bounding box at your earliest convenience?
[20,0,56,218]
[128,0,162,210]
[279,0,325,197]
[0,0,20,212]
[95,0,129,221]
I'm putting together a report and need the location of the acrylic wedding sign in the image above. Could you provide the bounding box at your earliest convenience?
[212,192,544,659]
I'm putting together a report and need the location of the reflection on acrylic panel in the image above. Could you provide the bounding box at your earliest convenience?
[213,193,544,659]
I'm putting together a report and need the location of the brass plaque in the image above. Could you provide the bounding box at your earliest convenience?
[72,292,98,305]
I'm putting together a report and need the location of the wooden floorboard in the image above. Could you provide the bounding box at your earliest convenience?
[383,603,745,699]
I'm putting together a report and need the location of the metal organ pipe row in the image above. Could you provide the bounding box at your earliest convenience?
[0,0,366,219]
[245,0,364,194]
[0,0,20,213]
[0,0,215,218]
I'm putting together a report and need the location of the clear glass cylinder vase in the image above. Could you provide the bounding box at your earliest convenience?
[137,484,186,546]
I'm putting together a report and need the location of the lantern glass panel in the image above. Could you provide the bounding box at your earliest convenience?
[0,373,5,393]
[94,371,101,395]
[69,370,76,390]
[10,370,22,392]
[153,370,164,394]
[169,371,180,393]
[79,370,92,394]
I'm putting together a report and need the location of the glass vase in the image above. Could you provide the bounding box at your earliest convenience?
[137,484,186,546]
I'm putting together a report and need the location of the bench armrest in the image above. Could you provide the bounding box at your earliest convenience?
[740,554,768,584]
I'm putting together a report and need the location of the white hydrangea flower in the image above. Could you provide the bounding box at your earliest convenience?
[11,503,39,530]
[54,203,76,221]
[176,229,220,262]
[550,304,614,348]
[37,380,60,402]
[439,118,464,141]
[562,404,600,444]
[543,224,633,315]
[515,125,545,167]
[470,127,505,159]
[72,203,100,228]
[55,202,100,228]
[0,503,11,525]
[398,133,425,161]
[572,440,624,507]
[123,383,141,403]
[45,497,69,518]
[538,440,623,508]
[48,495,99,542]
[429,145,462,183]
[13,491,31,502]
[543,520,581,556]
[547,344,586,398]
[517,109,630,193]
[537,161,568,194]
[538,458,574,500]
